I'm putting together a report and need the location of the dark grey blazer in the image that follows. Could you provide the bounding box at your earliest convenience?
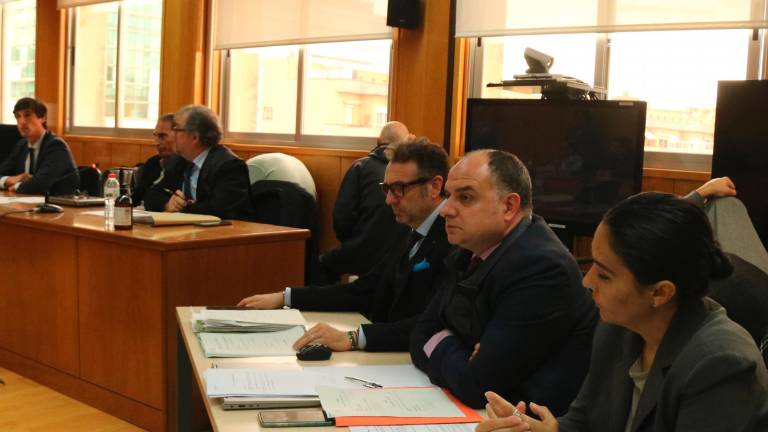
[558,297,768,432]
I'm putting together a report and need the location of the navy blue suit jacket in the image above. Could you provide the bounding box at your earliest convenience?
[292,214,452,352]
[410,215,598,414]
[0,131,78,195]
[143,144,250,220]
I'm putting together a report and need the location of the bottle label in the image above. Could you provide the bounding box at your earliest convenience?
[114,207,132,227]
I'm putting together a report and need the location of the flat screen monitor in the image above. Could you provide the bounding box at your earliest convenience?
[465,98,646,241]
[0,124,21,163]
[712,80,768,248]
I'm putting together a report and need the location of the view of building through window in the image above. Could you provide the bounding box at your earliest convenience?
[480,30,752,155]
[1,0,36,124]
[70,0,161,129]
[225,39,391,139]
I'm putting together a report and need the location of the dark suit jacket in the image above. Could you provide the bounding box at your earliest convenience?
[143,144,249,220]
[0,131,78,195]
[321,145,409,276]
[292,214,452,352]
[558,298,768,432]
[133,154,182,205]
[410,215,598,413]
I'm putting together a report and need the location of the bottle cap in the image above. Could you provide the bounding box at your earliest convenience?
[108,173,117,179]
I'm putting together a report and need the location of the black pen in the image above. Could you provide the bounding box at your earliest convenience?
[344,376,383,388]
[163,188,193,204]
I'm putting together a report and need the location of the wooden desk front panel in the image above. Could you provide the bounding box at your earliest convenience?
[78,238,165,410]
[0,224,79,376]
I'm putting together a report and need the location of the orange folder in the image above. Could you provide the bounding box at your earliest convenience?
[333,388,483,427]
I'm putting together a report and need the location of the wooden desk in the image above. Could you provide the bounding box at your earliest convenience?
[0,201,309,431]
[175,307,413,432]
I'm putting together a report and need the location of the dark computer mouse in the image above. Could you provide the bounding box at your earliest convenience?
[37,203,64,213]
[296,344,332,361]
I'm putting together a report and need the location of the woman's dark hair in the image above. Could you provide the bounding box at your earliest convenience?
[602,192,733,302]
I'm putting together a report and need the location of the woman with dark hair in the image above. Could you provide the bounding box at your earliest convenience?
[477,192,768,432]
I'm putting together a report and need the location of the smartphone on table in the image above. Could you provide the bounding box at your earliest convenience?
[257,409,334,427]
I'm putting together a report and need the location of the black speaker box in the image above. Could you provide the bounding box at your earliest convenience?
[387,0,420,29]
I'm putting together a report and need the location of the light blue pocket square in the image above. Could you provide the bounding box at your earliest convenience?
[412,258,430,272]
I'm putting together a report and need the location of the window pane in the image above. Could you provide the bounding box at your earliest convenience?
[2,0,36,124]
[72,2,119,127]
[479,34,597,99]
[302,40,391,137]
[117,0,162,128]
[227,46,299,134]
[608,30,750,155]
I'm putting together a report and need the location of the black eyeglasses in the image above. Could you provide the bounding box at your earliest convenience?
[379,177,431,198]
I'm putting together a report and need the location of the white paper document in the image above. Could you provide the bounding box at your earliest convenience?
[317,386,465,418]
[0,196,45,204]
[198,326,305,357]
[205,368,319,397]
[305,364,431,389]
[350,424,479,432]
[204,365,431,398]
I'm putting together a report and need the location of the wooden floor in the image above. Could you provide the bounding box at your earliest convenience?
[0,367,144,432]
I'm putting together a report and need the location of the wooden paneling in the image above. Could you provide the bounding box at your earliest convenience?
[0,205,308,432]
[159,0,207,112]
[79,140,112,169]
[111,143,143,168]
[78,239,164,409]
[35,1,66,134]
[0,225,79,376]
[390,0,452,145]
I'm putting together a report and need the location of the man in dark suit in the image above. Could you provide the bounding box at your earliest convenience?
[410,149,598,413]
[143,104,249,219]
[318,121,412,282]
[238,138,452,352]
[132,113,180,206]
[0,97,78,195]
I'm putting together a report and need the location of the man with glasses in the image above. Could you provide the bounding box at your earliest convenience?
[238,138,452,352]
[143,104,249,219]
[318,121,412,283]
[132,113,180,206]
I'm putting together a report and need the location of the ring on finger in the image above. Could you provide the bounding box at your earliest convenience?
[512,408,522,419]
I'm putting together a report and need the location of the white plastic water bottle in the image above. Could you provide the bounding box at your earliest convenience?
[103,173,120,226]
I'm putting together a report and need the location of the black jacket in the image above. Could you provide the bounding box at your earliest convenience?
[0,131,78,195]
[292,214,452,352]
[321,146,409,276]
[133,154,183,206]
[410,215,598,413]
[143,144,250,220]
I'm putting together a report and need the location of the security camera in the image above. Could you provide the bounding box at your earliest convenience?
[524,47,554,74]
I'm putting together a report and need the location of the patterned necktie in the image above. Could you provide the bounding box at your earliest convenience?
[183,163,194,200]
[465,255,483,276]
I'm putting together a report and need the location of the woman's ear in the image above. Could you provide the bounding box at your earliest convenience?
[650,280,677,308]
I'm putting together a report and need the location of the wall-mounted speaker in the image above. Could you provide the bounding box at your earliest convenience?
[387,0,420,29]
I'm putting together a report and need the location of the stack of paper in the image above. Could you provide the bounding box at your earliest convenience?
[198,327,305,357]
[193,308,307,333]
[316,387,483,426]
[205,365,432,397]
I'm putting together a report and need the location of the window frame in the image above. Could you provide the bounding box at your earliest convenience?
[64,0,163,137]
[217,40,393,150]
[466,28,767,171]
[0,0,37,124]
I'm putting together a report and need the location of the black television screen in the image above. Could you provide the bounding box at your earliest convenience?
[465,98,646,240]
[0,123,21,163]
[712,80,768,248]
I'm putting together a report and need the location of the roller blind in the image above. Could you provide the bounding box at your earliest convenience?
[58,0,112,8]
[456,0,768,37]
[215,0,391,50]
